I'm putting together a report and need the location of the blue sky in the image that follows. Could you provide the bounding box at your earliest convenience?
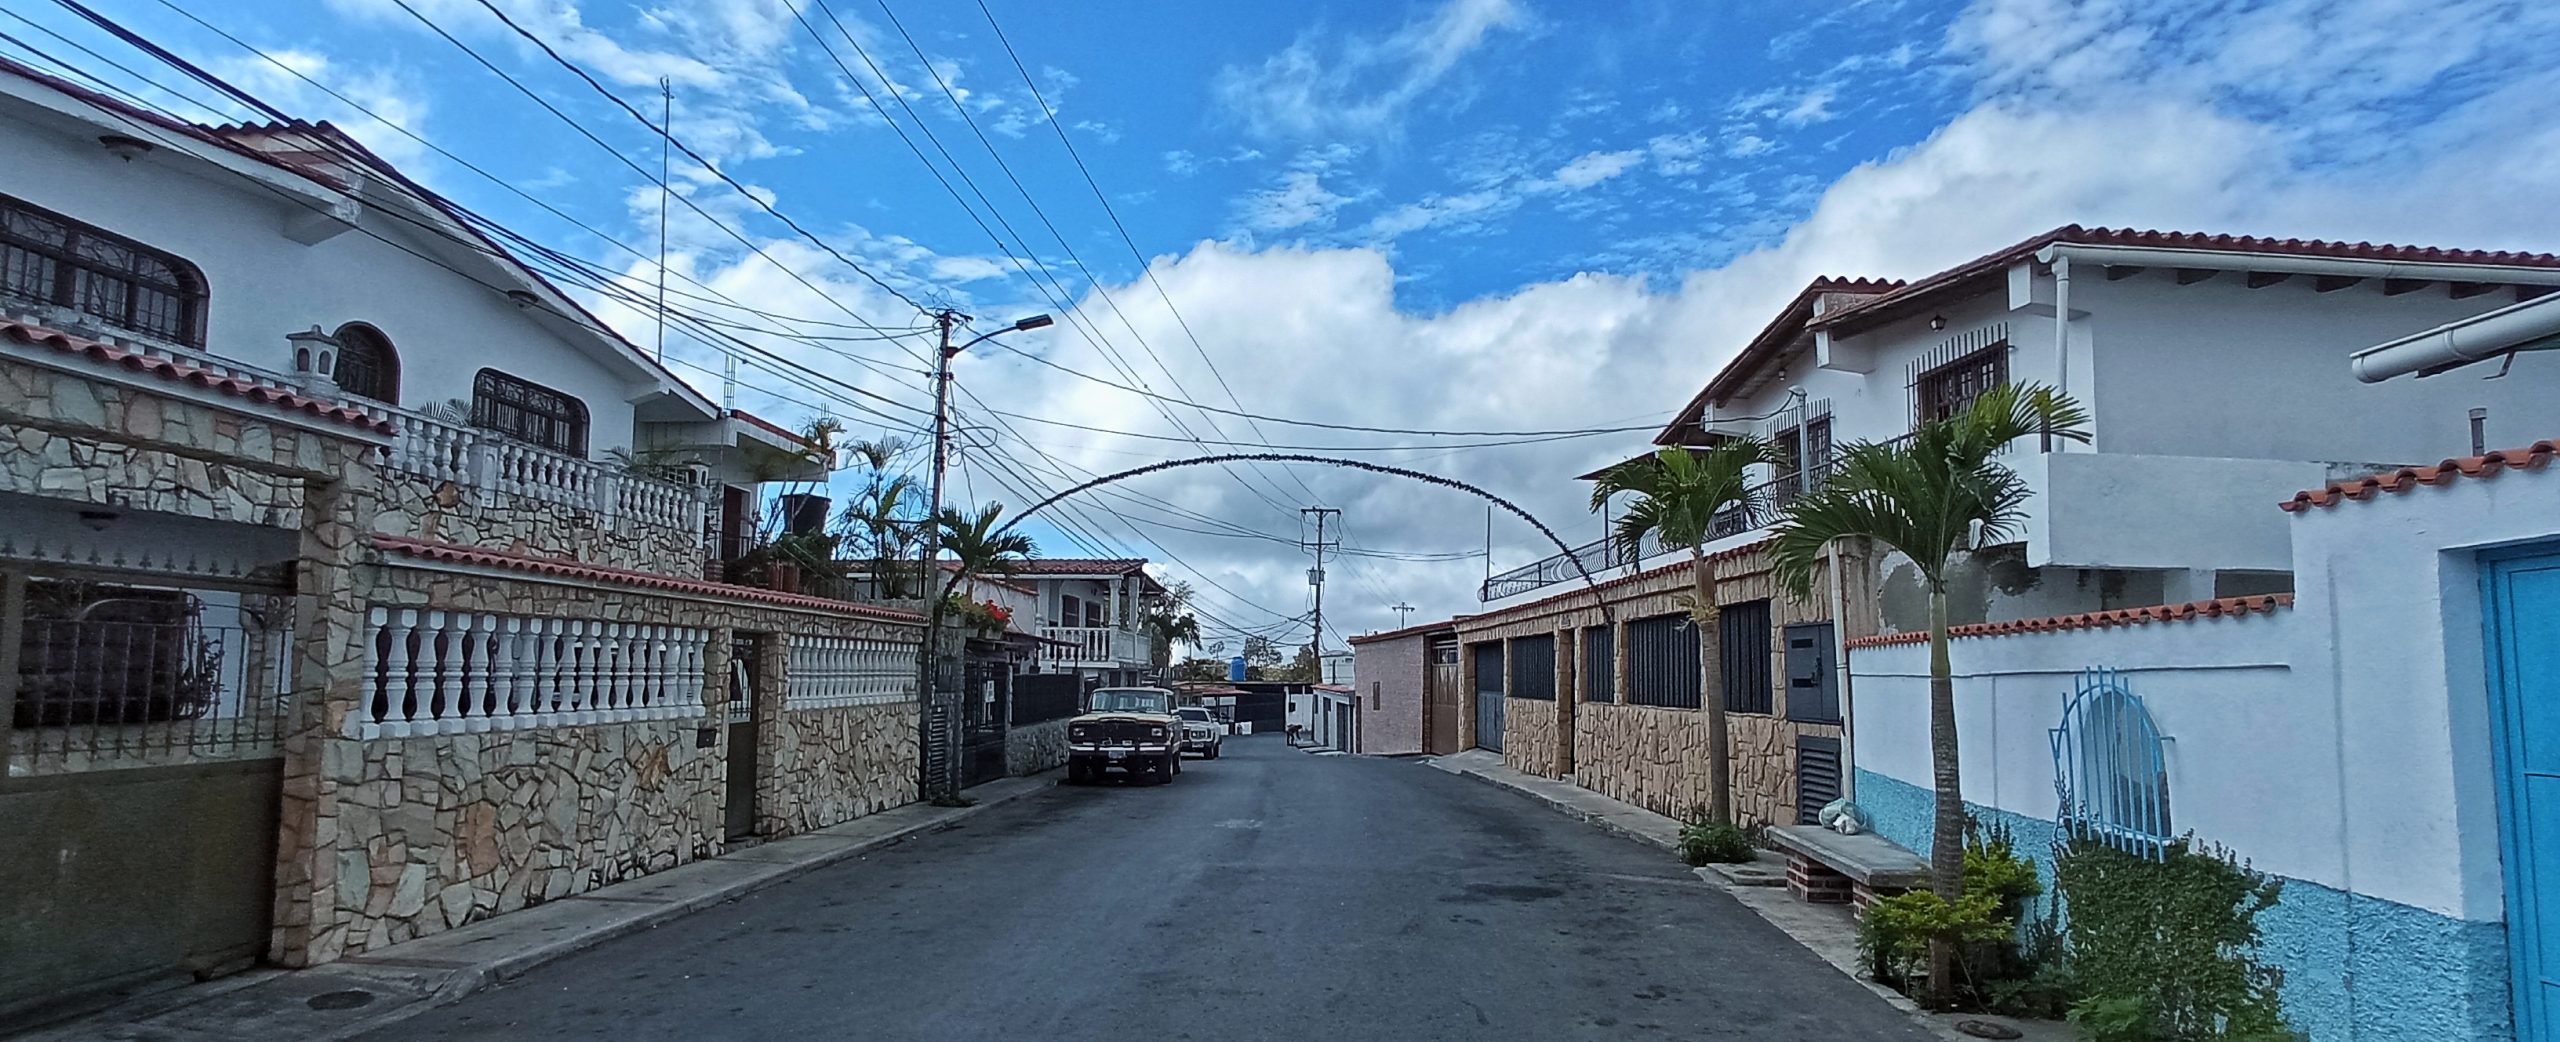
[14,0,2560,644]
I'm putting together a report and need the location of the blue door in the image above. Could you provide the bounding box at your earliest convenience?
[2486,549,2560,1042]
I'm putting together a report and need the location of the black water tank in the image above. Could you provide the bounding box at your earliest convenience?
[777,494,830,535]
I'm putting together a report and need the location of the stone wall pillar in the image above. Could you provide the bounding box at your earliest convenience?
[700,627,735,847]
[752,631,792,836]
[271,465,377,968]
[1553,624,1575,778]
[1456,639,1478,751]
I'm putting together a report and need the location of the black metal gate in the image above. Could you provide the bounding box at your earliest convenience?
[960,653,1008,788]
[1471,642,1505,752]
[724,635,759,841]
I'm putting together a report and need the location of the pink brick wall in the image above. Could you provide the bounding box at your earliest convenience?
[1351,632,1428,755]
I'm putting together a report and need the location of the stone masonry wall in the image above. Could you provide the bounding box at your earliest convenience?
[300,564,924,958]
[1006,717,1069,776]
[372,470,705,576]
[759,700,919,836]
[333,719,722,953]
[1463,541,1878,827]
[1572,703,1843,826]
[1503,697,1560,778]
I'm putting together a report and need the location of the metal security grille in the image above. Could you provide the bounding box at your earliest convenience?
[1719,600,1773,714]
[472,368,591,457]
[1582,626,1614,703]
[1508,635,1555,701]
[1471,642,1505,698]
[1910,338,2011,425]
[1625,614,1701,709]
[2050,667,2174,860]
[9,579,293,772]
[332,324,399,403]
[1796,735,1842,825]
[0,193,204,345]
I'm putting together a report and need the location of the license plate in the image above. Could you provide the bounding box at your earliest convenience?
[1107,750,1126,760]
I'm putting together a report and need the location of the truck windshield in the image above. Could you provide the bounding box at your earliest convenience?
[1089,690,1171,714]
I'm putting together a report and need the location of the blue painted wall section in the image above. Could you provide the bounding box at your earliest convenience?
[1853,769,2513,1042]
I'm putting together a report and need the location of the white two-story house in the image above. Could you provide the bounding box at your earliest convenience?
[1008,558,1164,687]
[1488,225,2560,631]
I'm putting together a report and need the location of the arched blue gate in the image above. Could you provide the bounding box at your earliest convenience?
[2049,667,2174,860]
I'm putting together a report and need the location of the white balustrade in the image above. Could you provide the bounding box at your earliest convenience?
[1038,625,1146,668]
[383,409,706,534]
[785,635,918,710]
[361,607,710,738]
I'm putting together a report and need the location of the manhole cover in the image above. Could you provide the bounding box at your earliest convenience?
[306,989,377,1012]
[1954,1020,2023,1040]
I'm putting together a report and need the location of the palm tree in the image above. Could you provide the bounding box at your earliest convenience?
[934,503,1037,593]
[1139,580,1201,672]
[1588,438,1772,827]
[837,438,920,598]
[1768,382,2086,1003]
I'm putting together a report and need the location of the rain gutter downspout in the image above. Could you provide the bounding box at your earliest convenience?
[2347,293,2560,382]
[2051,255,2072,453]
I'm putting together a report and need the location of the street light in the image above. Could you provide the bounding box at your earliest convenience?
[915,310,1053,799]
[944,313,1053,358]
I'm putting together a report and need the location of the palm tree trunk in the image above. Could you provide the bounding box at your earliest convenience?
[1925,581,1964,1008]
[1693,547,1732,827]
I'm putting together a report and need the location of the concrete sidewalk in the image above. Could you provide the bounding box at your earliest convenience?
[1421,751,2070,1042]
[14,773,1058,1042]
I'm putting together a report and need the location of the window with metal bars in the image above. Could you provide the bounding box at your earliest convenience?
[1582,626,1615,703]
[1719,600,1773,714]
[471,368,589,457]
[1913,343,2009,424]
[0,193,205,345]
[331,323,399,404]
[1508,634,1555,700]
[1624,614,1701,708]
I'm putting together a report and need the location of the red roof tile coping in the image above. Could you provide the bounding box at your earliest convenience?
[1843,594,2293,649]
[730,408,819,450]
[2280,439,2560,512]
[372,535,924,623]
[3,321,394,436]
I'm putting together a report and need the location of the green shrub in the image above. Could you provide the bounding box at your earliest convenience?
[2053,837,2293,1040]
[1678,820,1757,865]
[1856,889,2009,988]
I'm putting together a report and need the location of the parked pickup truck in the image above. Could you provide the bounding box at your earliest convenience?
[1176,706,1223,759]
[1066,687,1183,785]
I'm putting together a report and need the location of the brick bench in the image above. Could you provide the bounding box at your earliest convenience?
[1766,825,1931,908]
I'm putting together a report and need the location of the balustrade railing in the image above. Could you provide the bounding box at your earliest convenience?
[1037,625,1142,667]
[386,410,706,533]
[360,608,709,738]
[785,635,917,710]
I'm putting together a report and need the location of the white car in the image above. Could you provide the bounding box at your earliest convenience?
[1176,706,1223,759]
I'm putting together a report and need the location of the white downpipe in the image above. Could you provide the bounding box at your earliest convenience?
[2052,255,2073,451]
[2349,294,2560,382]
[1829,541,1859,804]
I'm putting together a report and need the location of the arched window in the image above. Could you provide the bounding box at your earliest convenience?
[470,368,588,457]
[0,193,206,345]
[331,323,399,404]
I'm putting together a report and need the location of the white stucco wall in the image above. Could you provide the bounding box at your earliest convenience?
[0,101,668,454]
[2082,273,2548,465]
[1851,459,2560,924]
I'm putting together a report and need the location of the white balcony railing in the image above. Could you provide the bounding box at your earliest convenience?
[361,608,710,739]
[387,409,706,533]
[1037,625,1151,667]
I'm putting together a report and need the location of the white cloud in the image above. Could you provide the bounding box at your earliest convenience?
[1214,0,1530,139]
[1724,135,1773,158]
[1549,149,1645,189]
[1240,171,1355,232]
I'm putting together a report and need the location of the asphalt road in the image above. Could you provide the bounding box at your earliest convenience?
[354,736,1937,1042]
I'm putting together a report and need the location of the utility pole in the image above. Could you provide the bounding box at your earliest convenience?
[1302,507,1339,679]
[1392,602,1415,628]
[655,77,672,366]
[916,307,965,799]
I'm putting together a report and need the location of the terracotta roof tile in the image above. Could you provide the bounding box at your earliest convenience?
[372,535,924,622]
[1844,594,2292,649]
[1005,558,1151,576]
[1810,225,2560,337]
[729,408,819,450]
[2280,439,2560,512]
[3,320,394,435]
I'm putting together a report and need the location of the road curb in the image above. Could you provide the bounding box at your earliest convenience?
[1429,757,1678,854]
